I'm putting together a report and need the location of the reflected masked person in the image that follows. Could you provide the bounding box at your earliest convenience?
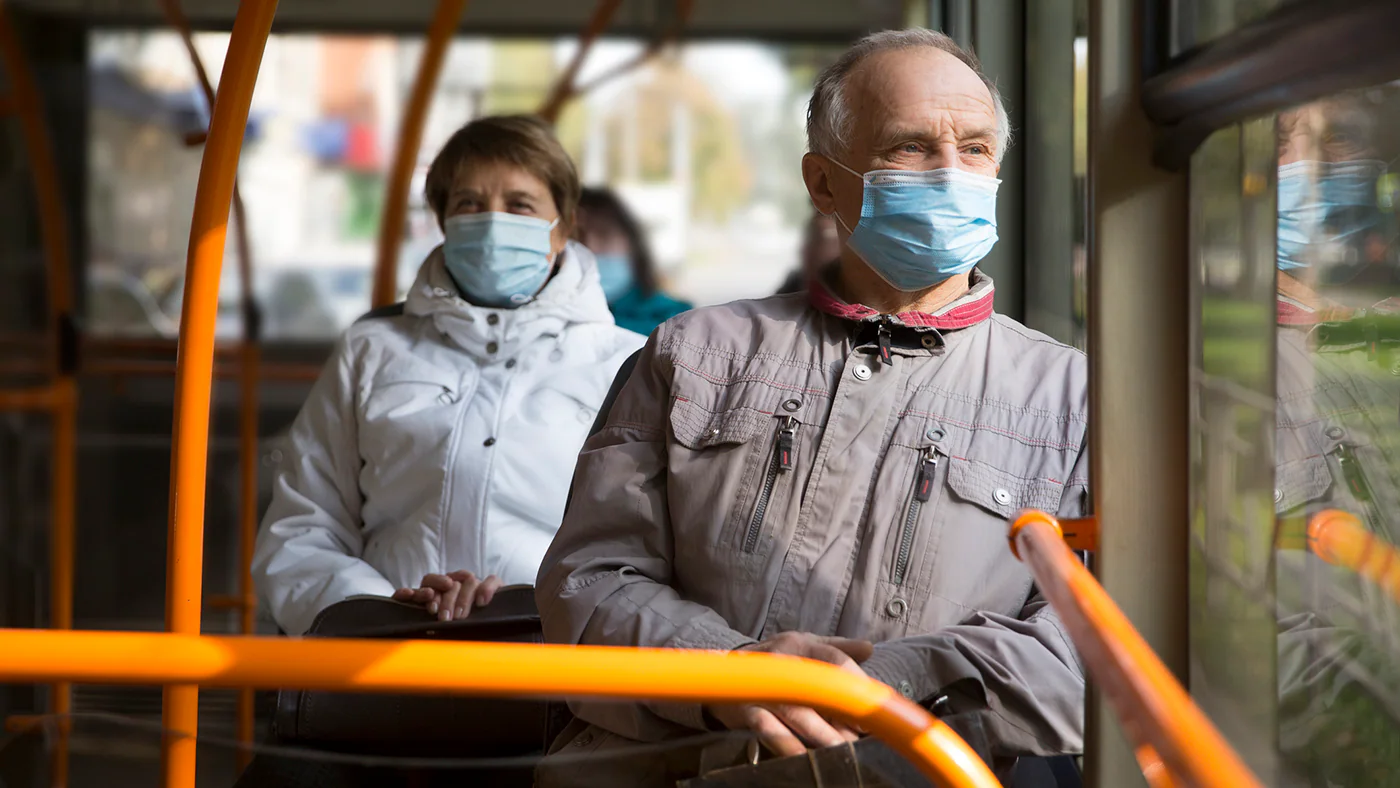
[576,186,693,336]
[1272,91,1400,786]
[252,116,645,636]
[536,29,1088,786]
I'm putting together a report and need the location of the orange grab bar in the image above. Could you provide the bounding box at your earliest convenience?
[371,0,470,308]
[157,0,263,766]
[161,2,278,786]
[0,631,1001,788]
[0,4,79,785]
[1309,509,1400,605]
[1009,510,1262,788]
[536,0,625,124]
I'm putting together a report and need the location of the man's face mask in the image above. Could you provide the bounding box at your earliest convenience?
[830,160,1000,292]
[443,212,557,308]
[1277,159,1385,274]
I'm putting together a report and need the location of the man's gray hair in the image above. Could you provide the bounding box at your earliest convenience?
[806,29,1011,164]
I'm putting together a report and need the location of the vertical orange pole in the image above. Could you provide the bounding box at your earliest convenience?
[371,0,469,308]
[161,3,278,787]
[157,0,263,767]
[0,4,77,786]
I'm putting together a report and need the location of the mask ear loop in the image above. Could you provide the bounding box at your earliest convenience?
[821,156,865,236]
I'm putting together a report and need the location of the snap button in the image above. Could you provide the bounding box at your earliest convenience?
[1324,425,1346,440]
[577,409,593,424]
[486,341,499,354]
[898,680,915,699]
[575,732,593,747]
[782,398,802,412]
[438,391,453,405]
[1274,488,1283,504]
[993,488,1012,506]
[263,449,283,467]
[853,364,872,381]
[505,359,517,369]
[710,427,721,437]
[925,427,945,442]
[486,313,499,325]
[885,597,908,618]
[483,437,496,447]
[920,335,938,349]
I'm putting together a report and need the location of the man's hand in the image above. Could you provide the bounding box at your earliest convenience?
[707,632,875,758]
[391,571,502,621]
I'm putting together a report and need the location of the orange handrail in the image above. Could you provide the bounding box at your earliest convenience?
[536,0,625,124]
[160,2,278,786]
[0,3,79,785]
[156,0,263,766]
[0,631,1001,787]
[1308,509,1400,605]
[371,0,470,308]
[1008,510,1262,788]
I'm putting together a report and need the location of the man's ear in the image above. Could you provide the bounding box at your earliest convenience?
[801,153,838,216]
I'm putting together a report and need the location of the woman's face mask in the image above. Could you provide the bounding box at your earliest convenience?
[830,160,1000,292]
[443,212,558,308]
[1277,159,1385,273]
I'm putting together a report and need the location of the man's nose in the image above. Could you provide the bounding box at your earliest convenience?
[925,143,961,171]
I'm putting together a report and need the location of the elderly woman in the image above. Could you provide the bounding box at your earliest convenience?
[253,115,644,636]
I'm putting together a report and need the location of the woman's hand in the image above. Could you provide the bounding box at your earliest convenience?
[392,571,503,621]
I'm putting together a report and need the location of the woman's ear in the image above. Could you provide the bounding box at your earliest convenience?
[549,220,570,261]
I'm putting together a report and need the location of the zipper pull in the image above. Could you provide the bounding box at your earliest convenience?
[914,448,938,502]
[877,322,893,365]
[777,416,799,471]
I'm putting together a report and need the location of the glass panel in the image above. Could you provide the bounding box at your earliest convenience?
[1176,0,1293,51]
[1191,81,1400,785]
[87,32,841,341]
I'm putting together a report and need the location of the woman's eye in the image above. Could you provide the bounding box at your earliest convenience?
[510,202,535,213]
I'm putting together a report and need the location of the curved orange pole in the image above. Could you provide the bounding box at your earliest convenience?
[536,0,625,124]
[156,0,262,767]
[1309,509,1400,605]
[0,631,1001,788]
[0,4,78,785]
[372,0,469,308]
[1009,510,1262,788]
[161,2,278,787]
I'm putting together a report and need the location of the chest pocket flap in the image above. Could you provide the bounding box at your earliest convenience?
[1275,454,1332,514]
[946,455,1065,519]
[669,396,768,449]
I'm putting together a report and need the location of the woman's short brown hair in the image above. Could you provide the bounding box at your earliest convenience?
[424,114,580,230]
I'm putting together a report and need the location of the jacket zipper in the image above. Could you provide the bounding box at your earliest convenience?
[877,321,893,366]
[743,415,799,553]
[893,448,938,586]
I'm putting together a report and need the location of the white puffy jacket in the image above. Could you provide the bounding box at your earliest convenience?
[253,242,646,635]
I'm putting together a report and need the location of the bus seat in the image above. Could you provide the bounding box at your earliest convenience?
[271,586,570,759]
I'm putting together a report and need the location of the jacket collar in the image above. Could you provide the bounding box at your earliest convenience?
[808,267,996,331]
[404,241,615,360]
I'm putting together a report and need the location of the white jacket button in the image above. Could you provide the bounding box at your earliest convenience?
[853,364,872,381]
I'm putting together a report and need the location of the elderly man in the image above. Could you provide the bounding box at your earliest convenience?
[537,28,1088,784]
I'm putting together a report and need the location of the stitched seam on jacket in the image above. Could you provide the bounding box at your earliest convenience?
[674,360,834,398]
[900,409,1083,451]
[902,385,1090,424]
[667,337,835,371]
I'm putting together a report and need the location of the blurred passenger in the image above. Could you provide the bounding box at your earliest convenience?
[776,211,841,294]
[575,186,693,335]
[253,115,644,636]
[537,29,1087,786]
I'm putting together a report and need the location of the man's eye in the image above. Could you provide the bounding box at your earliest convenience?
[966,144,989,157]
[901,143,922,153]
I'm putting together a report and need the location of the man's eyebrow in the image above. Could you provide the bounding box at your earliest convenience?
[960,126,997,143]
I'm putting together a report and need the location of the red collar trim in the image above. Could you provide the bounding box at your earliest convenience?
[1277,299,1318,326]
[808,270,996,330]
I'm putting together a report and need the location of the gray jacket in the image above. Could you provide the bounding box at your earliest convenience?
[536,270,1090,759]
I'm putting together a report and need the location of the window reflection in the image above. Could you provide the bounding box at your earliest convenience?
[1273,86,1400,785]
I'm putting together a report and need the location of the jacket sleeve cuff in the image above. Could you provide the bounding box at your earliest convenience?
[649,618,757,730]
[861,639,982,706]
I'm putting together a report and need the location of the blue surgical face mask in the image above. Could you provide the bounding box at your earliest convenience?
[831,160,1000,291]
[1278,159,1384,272]
[594,252,635,303]
[443,212,558,308]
